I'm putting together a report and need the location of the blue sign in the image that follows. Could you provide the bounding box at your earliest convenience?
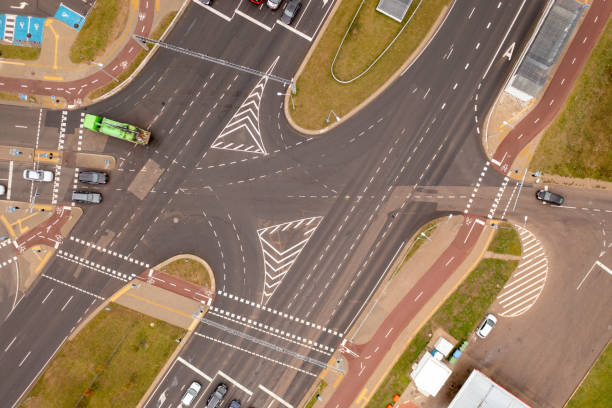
[19,93,28,100]
[0,15,5,41]
[54,4,85,31]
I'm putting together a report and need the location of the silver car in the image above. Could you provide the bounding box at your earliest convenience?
[267,0,282,9]
[23,169,54,182]
[476,314,497,338]
[181,381,202,406]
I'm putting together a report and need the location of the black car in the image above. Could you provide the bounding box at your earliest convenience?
[536,190,564,205]
[281,0,301,24]
[78,171,108,184]
[207,383,228,408]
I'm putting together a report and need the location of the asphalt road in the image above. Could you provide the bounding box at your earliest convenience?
[0,0,609,407]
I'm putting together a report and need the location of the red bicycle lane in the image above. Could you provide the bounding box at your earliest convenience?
[326,215,487,408]
[0,0,154,107]
[491,0,612,174]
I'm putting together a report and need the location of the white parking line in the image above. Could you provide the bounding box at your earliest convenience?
[177,357,212,382]
[258,384,293,408]
[218,370,253,396]
[194,0,233,21]
[235,9,272,31]
[276,20,313,41]
[7,161,13,200]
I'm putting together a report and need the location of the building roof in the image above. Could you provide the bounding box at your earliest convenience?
[448,370,531,408]
[409,352,452,397]
[376,0,414,23]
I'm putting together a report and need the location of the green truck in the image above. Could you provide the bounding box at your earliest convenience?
[83,114,150,145]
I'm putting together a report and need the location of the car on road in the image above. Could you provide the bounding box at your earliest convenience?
[72,191,102,204]
[280,0,301,24]
[78,171,108,184]
[181,381,202,406]
[229,400,241,408]
[476,314,497,338]
[267,0,283,9]
[536,189,564,205]
[23,169,54,182]
[207,383,228,408]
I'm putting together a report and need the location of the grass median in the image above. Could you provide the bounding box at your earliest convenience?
[291,0,450,130]
[70,0,129,63]
[366,258,518,408]
[21,303,184,408]
[0,44,41,60]
[160,258,211,288]
[530,18,612,182]
[87,11,177,100]
[566,342,612,407]
[488,222,521,256]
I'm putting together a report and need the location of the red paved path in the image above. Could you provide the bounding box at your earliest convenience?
[0,0,154,106]
[14,205,73,252]
[327,215,487,408]
[135,268,216,305]
[492,0,612,174]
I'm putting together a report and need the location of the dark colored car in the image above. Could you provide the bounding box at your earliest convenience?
[78,171,108,184]
[280,0,301,24]
[72,191,102,204]
[536,190,564,205]
[201,0,213,5]
[207,383,228,408]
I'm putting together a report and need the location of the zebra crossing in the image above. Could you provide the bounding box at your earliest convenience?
[257,216,322,304]
[211,58,279,155]
[496,225,548,317]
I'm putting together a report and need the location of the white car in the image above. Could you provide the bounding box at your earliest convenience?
[0,185,5,195]
[23,169,54,182]
[476,314,498,338]
[181,381,202,406]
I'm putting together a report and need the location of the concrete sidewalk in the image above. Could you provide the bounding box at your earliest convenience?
[0,0,185,108]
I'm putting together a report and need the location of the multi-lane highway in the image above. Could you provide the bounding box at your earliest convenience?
[0,1,610,407]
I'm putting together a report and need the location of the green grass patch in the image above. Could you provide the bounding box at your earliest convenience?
[21,303,185,408]
[291,0,450,130]
[392,221,437,277]
[0,44,40,60]
[531,18,612,181]
[566,343,612,408]
[69,0,127,63]
[488,222,521,256]
[159,258,211,288]
[366,258,517,408]
[88,11,177,100]
[304,380,328,408]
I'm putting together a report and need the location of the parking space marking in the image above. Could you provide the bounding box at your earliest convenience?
[194,0,233,21]
[235,9,273,31]
[177,356,212,382]
[7,161,13,200]
[258,384,294,408]
[496,225,547,317]
[276,20,313,41]
[217,370,253,396]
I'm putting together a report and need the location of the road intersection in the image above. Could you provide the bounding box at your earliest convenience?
[0,0,610,407]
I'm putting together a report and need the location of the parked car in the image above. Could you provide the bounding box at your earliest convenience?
[207,383,228,408]
[249,0,264,4]
[23,169,54,182]
[0,185,5,195]
[280,0,301,24]
[267,0,283,9]
[78,171,108,184]
[181,381,202,406]
[200,0,213,5]
[536,189,564,205]
[476,314,497,338]
[72,191,102,204]
[229,400,241,408]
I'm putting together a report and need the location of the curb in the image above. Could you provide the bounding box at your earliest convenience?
[154,253,216,294]
[284,2,453,135]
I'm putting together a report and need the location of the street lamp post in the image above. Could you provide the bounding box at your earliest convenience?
[277,92,295,110]
[89,61,119,83]
[326,110,341,124]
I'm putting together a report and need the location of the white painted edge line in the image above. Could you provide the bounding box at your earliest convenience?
[235,9,272,32]
[276,20,313,42]
[194,0,233,21]
[218,370,253,396]
[258,384,294,408]
[595,260,612,276]
[177,356,213,382]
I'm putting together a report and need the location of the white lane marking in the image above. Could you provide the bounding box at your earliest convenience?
[41,288,54,304]
[4,336,16,352]
[60,295,73,312]
[18,351,31,367]
[258,385,294,408]
[483,0,526,79]
[7,161,13,200]
[14,125,27,129]
[218,370,253,396]
[177,357,212,382]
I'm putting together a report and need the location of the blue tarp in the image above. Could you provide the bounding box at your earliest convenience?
[13,16,45,43]
[54,4,85,31]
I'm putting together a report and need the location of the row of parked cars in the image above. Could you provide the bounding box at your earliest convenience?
[182,382,244,408]
[22,169,108,204]
[203,0,302,25]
